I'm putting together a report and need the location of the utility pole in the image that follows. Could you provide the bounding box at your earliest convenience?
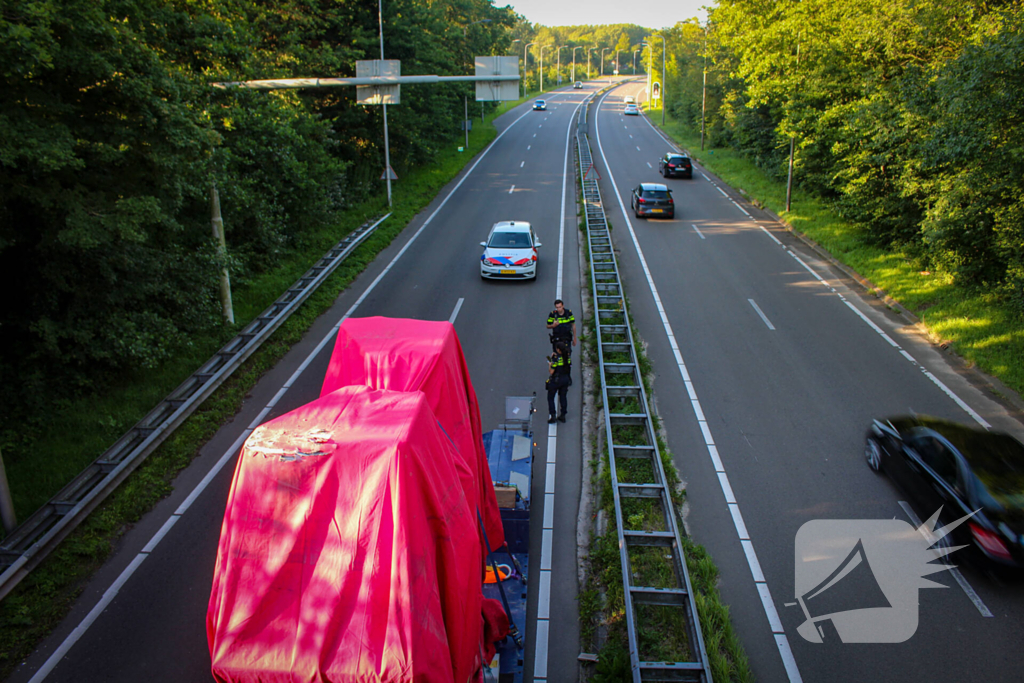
[786,37,801,212]
[210,184,234,325]
[378,0,392,207]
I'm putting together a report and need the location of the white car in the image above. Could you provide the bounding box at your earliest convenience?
[624,103,640,116]
[480,221,541,280]
[624,95,636,104]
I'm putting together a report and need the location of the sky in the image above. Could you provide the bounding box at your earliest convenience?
[504,0,709,29]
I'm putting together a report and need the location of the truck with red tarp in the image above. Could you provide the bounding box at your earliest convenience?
[207,318,533,682]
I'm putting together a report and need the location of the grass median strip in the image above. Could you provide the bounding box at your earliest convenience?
[0,103,512,679]
[575,136,752,681]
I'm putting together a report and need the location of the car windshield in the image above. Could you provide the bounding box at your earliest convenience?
[961,432,1024,512]
[667,156,688,164]
[488,231,532,248]
[535,100,544,105]
[642,190,670,199]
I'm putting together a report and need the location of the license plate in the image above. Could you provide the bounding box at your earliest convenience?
[652,209,663,213]
[500,269,516,274]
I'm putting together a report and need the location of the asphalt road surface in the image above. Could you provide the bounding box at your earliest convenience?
[593,82,1024,682]
[9,84,601,683]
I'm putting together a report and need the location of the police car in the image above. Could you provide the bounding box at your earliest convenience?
[480,221,541,280]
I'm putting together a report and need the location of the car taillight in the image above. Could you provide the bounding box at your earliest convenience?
[970,522,1013,561]
[667,164,675,169]
[638,197,646,204]
[668,197,674,204]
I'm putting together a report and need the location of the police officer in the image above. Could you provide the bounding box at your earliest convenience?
[546,299,577,356]
[546,342,571,423]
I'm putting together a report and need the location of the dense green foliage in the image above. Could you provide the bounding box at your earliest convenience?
[510,21,656,92]
[650,1,1024,312]
[0,0,515,450]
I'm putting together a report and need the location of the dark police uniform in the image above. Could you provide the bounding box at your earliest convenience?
[547,307,575,354]
[546,352,572,422]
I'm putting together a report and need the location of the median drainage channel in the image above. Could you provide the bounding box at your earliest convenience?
[575,91,712,683]
[0,214,389,602]
[577,89,753,683]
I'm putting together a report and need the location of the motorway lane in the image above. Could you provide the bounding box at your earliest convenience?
[10,84,602,683]
[592,83,1024,682]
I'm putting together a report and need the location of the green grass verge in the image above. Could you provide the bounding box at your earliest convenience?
[645,104,1024,401]
[575,129,752,681]
[0,102,511,680]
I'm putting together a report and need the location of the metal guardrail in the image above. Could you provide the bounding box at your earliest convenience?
[0,213,390,601]
[577,93,711,682]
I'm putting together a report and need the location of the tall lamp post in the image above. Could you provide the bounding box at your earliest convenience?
[377,0,392,207]
[600,47,609,76]
[615,49,620,76]
[572,46,582,83]
[633,49,639,74]
[700,26,708,150]
[649,34,666,125]
[555,45,566,87]
[510,39,522,97]
[539,44,551,92]
[524,41,536,95]
[587,47,596,80]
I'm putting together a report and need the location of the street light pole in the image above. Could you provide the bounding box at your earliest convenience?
[786,37,801,212]
[633,49,639,75]
[587,47,596,80]
[600,47,609,76]
[647,34,667,125]
[510,39,522,97]
[700,26,708,150]
[525,41,536,95]
[572,46,582,83]
[539,45,550,92]
[615,49,620,76]
[556,45,566,87]
[378,0,392,207]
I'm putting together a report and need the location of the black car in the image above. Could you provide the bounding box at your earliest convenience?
[630,183,674,219]
[659,153,692,179]
[573,81,583,89]
[866,415,1024,569]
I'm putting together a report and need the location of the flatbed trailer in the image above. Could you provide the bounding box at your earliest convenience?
[481,396,536,683]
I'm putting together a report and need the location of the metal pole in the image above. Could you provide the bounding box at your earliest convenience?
[210,184,234,325]
[525,42,535,95]
[540,45,546,92]
[633,50,638,75]
[660,35,666,125]
[786,38,801,212]
[464,95,469,149]
[616,49,620,76]
[601,48,608,76]
[700,28,707,150]
[378,0,392,207]
[572,46,581,83]
[0,447,16,533]
[786,137,795,212]
[587,48,594,80]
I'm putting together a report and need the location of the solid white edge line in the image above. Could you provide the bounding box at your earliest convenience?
[741,540,765,580]
[718,472,737,503]
[141,515,180,554]
[540,529,553,571]
[898,501,994,617]
[29,103,544,683]
[748,299,776,331]
[545,462,556,494]
[691,223,705,239]
[788,250,826,283]
[716,185,728,197]
[598,92,801,680]
[28,553,148,683]
[448,297,465,324]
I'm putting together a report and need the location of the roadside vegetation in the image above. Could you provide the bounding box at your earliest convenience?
[0,82,516,682]
[635,1,1024,399]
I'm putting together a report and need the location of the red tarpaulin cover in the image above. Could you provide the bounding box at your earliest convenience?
[207,386,481,683]
[320,317,504,551]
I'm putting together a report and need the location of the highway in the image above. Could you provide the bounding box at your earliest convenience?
[10,85,596,683]
[592,82,1024,682]
[10,77,1024,683]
